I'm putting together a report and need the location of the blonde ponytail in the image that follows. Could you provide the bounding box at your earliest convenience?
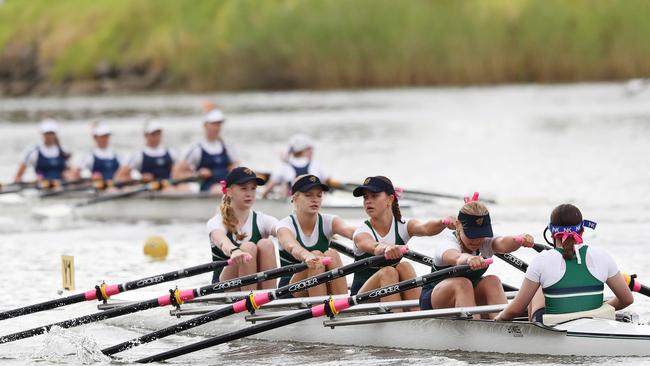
[220,195,245,241]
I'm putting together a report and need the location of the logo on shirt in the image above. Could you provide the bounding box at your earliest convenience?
[309,175,317,182]
[156,158,166,165]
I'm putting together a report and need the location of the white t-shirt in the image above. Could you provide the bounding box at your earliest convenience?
[206,210,278,244]
[183,140,239,170]
[432,231,495,267]
[128,146,178,171]
[352,218,411,256]
[269,156,328,185]
[525,245,619,288]
[276,213,336,248]
[78,148,122,171]
[21,144,67,167]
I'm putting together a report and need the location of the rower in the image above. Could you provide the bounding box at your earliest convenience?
[496,204,633,323]
[276,174,353,297]
[14,118,72,185]
[352,176,455,311]
[173,109,239,192]
[261,134,329,198]
[419,194,535,319]
[76,121,121,182]
[207,167,278,290]
[115,120,177,182]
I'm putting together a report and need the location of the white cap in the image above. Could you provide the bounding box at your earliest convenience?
[39,118,59,134]
[289,134,314,153]
[204,109,226,123]
[144,119,163,134]
[92,121,111,136]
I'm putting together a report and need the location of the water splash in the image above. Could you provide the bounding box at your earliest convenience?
[31,326,111,364]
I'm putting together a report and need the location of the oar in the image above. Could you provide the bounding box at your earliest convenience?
[39,178,154,198]
[101,249,406,356]
[136,258,493,363]
[531,243,650,297]
[77,177,199,207]
[0,258,237,322]
[0,260,304,344]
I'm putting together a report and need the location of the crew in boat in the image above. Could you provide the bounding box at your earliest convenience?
[495,204,633,323]
[173,108,239,192]
[115,119,177,182]
[419,194,535,319]
[206,167,278,290]
[275,174,354,296]
[75,121,122,182]
[14,118,73,185]
[261,134,329,198]
[352,176,456,311]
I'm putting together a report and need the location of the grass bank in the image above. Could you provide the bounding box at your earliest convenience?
[1,0,649,94]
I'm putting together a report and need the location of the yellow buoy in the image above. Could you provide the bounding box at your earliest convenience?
[143,236,169,260]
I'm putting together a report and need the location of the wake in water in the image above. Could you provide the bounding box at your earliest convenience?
[32,326,111,364]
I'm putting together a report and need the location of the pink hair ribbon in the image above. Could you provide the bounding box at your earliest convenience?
[554,231,583,244]
[394,186,404,199]
[464,192,480,203]
[220,180,228,195]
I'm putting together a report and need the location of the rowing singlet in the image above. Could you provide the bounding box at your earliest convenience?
[141,150,173,180]
[91,154,119,180]
[35,146,66,180]
[197,143,231,191]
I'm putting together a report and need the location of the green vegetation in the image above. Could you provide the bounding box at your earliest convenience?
[1,0,649,93]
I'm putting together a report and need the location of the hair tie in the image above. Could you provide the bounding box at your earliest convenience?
[394,186,404,199]
[554,231,583,244]
[464,192,480,203]
[220,180,228,195]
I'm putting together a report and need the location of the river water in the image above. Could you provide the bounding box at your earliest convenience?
[0,83,649,365]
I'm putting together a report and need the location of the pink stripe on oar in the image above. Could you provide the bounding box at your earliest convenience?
[157,295,171,306]
[253,292,271,307]
[232,299,248,313]
[84,290,97,301]
[105,284,120,296]
[179,289,195,302]
[333,298,350,312]
[485,258,494,265]
[321,257,332,266]
[633,281,642,292]
[311,304,326,317]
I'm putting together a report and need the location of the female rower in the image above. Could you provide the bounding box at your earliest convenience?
[174,109,239,192]
[115,120,177,182]
[14,118,73,184]
[206,167,278,290]
[76,121,121,181]
[495,204,633,323]
[276,174,353,297]
[419,194,535,319]
[352,176,455,310]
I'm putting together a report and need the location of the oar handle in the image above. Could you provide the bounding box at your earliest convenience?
[624,273,650,297]
[533,243,553,252]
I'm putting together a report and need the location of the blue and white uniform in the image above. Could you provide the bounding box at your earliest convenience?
[21,144,68,180]
[269,156,328,189]
[128,146,177,180]
[184,140,238,191]
[79,148,122,180]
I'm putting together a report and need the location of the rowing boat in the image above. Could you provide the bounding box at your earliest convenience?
[102,292,650,357]
[3,190,409,221]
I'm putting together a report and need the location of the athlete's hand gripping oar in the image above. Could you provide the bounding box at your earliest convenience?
[102,248,407,356]
[0,259,309,345]
[0,257,242,322]
[137,258,493,363]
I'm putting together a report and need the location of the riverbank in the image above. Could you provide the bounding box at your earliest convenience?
[1,0,650,95]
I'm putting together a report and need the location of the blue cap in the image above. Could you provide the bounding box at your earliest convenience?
[225,167,266,187]
[353,176,395,197]
[291,174,329,193]
[458,211,493,239]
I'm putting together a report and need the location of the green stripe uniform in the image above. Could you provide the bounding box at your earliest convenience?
[210,211,262,283]
[543,246,604,314]
[278,214,330,286]
[350,218,404,294]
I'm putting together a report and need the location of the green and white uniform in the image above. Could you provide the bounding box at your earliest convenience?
[526,244,619,314]
[206,210,278,283]
[276,213,336,287]
[351,217,410,295]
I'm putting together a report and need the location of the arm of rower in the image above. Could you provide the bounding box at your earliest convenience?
[605,272,634,310]
[260,181,277,198]
[209,230,238,256]
[441,248,475,266]
[497,278,540,321]
[14,163,27,183]
[332,216,355,240]
[491,236,522,253]
[171,161,193,180]
[114,166,132,182]
[407,218,448,237]
[277,227,312,261]
[354,232,386,256]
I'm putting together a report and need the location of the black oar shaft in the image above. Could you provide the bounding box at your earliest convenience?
[137,262,483,363]
[105,252,396,356]
[0,260,229,321]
